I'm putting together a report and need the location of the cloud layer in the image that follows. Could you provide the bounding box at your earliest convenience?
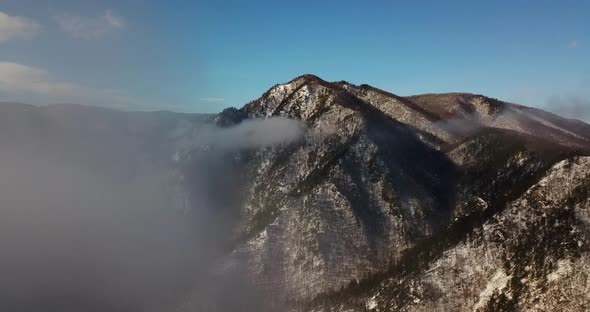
[0,11,41,43]
[0,110,305,311]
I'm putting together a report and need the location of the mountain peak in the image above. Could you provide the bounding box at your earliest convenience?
[242,74,345,119]
[299,73,323,80]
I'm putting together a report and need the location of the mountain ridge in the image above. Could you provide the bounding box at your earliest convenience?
[225,75,590,311]
[240,74,590,151]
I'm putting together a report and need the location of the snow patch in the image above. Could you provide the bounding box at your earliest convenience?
[473,269,512,311]
[366,295,378,310]
[547,259,573,282]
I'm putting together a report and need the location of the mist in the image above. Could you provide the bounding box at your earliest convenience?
[431,111,483,137]
[0,107,305,311]
[202,117,306,150]
[544,95,590,123]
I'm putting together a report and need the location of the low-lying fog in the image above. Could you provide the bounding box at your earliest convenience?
[0,105,304,311]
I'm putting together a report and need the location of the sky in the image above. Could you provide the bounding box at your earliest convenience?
[0,0,588,115]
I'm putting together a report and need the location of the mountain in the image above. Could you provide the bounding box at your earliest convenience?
[0,75,589,312]
[207,74,590,311]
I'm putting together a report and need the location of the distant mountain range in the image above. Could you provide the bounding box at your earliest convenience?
[1,75,589,311]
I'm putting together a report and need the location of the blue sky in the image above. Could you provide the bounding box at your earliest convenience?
[0,0,588,114]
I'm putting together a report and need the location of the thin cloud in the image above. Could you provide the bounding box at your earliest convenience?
[544,95,590,123]
[0,61,165,110]
[103,10,125,29]
[55,10,126,40]
[0,61,88,97]
[569,40,578,49]
[200,97,225,103]
[0,11,42,43]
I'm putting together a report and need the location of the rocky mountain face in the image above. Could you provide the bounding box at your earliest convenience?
[1,74,589,312]
[216,75,590,311]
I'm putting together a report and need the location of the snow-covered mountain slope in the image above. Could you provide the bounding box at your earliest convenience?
[230,75,590,310]
[302,156,590,312]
